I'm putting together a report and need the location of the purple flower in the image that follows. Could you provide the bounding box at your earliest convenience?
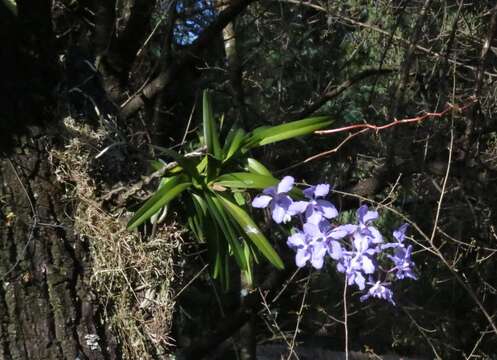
[252,176,297,223]
[356,205,383,244]
[327,206,383,247]
[287,225,327,269]
[328,209,382,290]
[351,235,377,273]
[389,245,417,280]
[337,255,367,290]
[291,184,338,224]
[302,221,344,260]
[382,223,409,251]
[380,224,417,280]
[360,280,395,305]
[393,223,409,243]
[335,248,376,290]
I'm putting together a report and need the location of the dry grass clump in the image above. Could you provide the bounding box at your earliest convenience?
[51,117,183,359]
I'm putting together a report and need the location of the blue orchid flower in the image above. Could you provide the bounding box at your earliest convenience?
[252,176,298,224]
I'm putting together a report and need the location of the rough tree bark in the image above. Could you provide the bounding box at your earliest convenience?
[0,1,119,358]
[0,134,117,360]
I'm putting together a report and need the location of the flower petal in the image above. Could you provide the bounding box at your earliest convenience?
[357,205,368,224]
[355,272,366,290]
[317,199,338,219]
[295,250,310,267]
[289,201,308,214]
[393,223,409,243]
[360,293,370,302]
[329,224,357,239]
[306,210,323,225]
[362,210,379,224]
[362,256,375,274]
[353,233,369,252]
[251,195,272,208]
[327,240,343,260]
[271,204,286,223]
[277,176,294,193]
[303,186,315,200]
[314,184,330,197]
[263,186,276,196]
[311,245,327,269]
[303,222,321,238]
[367,226,383,243]
[287,232,305,248]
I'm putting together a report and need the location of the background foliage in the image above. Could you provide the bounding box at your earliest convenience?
[2,0,497,359]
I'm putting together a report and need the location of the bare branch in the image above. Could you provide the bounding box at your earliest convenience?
[120,0,257,119]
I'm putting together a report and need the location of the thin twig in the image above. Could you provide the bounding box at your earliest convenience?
[286,274,311,360]
[429,119,454,247]
[343,276,349,360]
[465,327,489,359]
[173,263,209,300]
[258,289,299,360]
[271,268,300,304]
[181,94,198,145]
[403,307,441,359]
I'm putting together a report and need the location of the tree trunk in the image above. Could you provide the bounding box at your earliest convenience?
[0,132,117,360]
[0,2,118,357]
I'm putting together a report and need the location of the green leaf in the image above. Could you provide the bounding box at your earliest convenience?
[151,145,202,183]
[203,90,222,159]
[188,193,209,242]
[210,225,224,280]
[127,177,191,230]
[212,172,278,189]
[245,116,333,149]
[245,158,273,176]
[204,193,247,270]
[223,128,246,161]
[242,241,254,287]
[149,159,166,172]
[233,191,246,206]
[196,156,208,174]
[217,195,284,270]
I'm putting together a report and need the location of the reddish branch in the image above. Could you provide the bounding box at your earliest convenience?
[316,98,477,136]
[282,98,478,169]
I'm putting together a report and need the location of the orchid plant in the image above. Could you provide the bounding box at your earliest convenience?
[252,176,417,305]
[127,91,333,288]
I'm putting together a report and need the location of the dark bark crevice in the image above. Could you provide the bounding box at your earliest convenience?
[110,0,157,76]
[94,0,117,58]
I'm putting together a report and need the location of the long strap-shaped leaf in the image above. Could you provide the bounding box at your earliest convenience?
[212,172,278,189]
[245,158,273,176]
[203,90,222,159]
[204,192,247,271]
[127,176,191,230]
[223,128,246,161]
[217,195,284,270]
[244,116,333,149]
